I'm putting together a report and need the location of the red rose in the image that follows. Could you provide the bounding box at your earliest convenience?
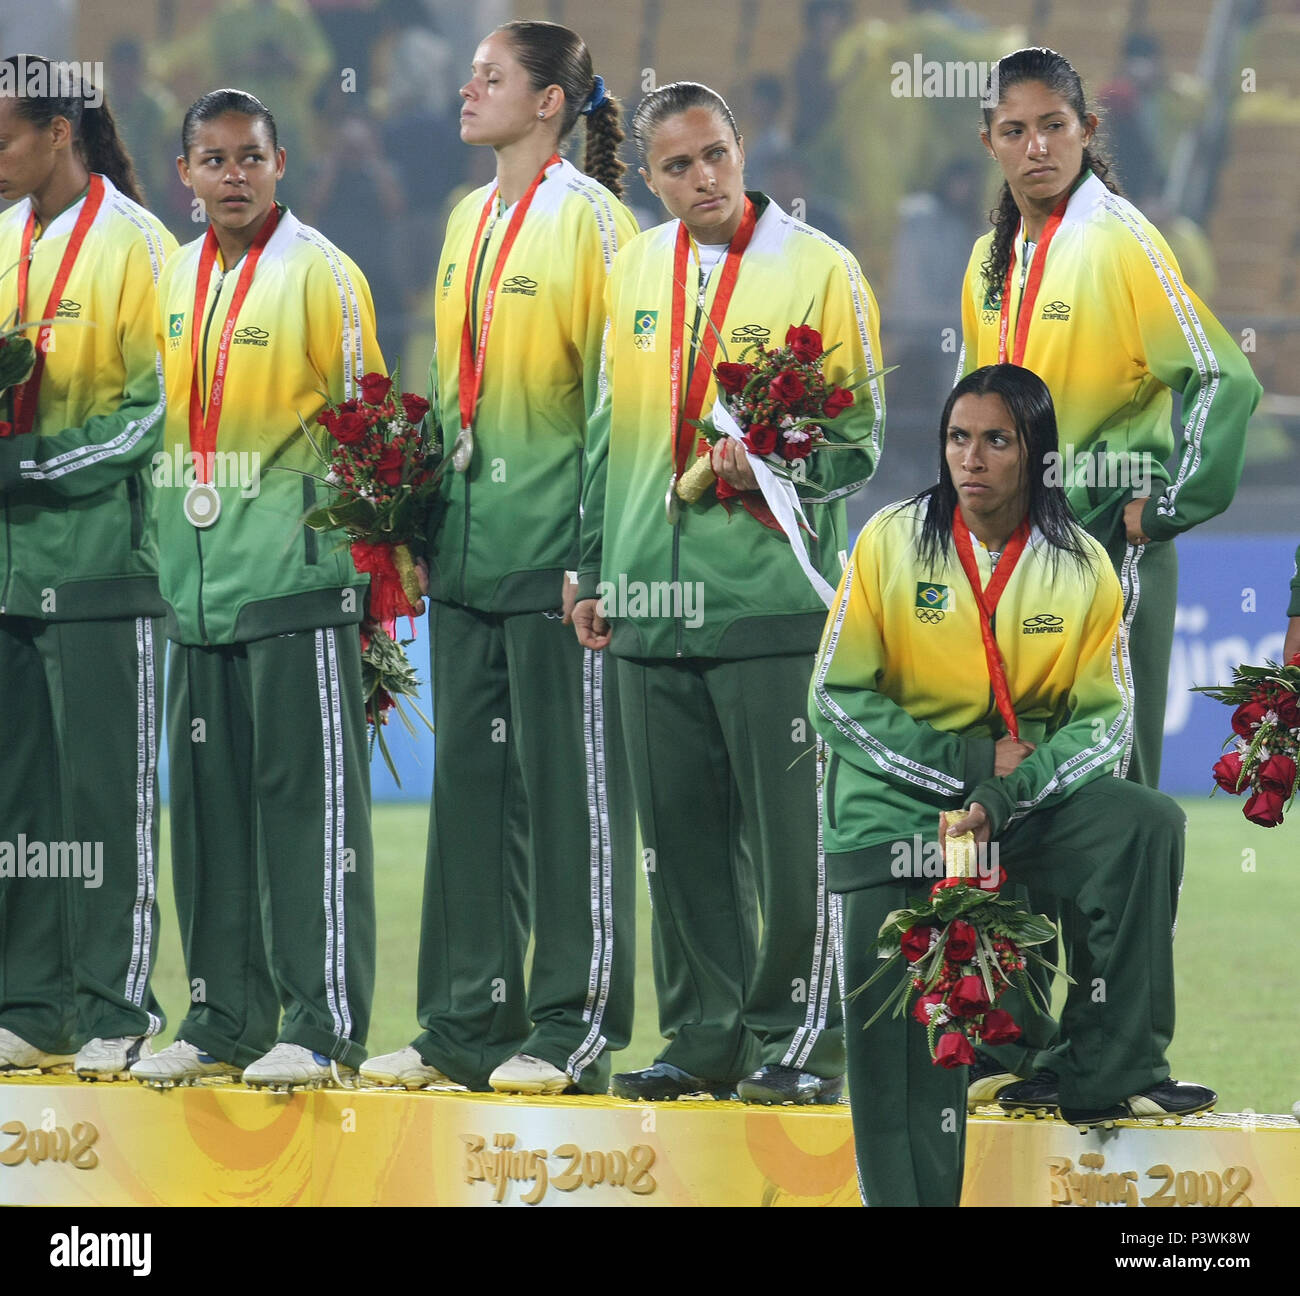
[782,435,814,462]
[401,392,431,424]
[1257,753,1297,795]
[979,1009,1021,1045]
[944,920,977,963]
[947,974,990,1018]
[1212,752,1246,794]
[934,1032,976,1069]
[901,924,935,964]
[1276,690,1300,730]
[768,372,806,406]
[1231,699,1269,737]
[912,992,946,1027]
[744,423,779,456]
[716,362,756,395]
[0,421,12,438]
[316,407,338,434]
[1242,787,1285,827]
[332,411,368,445]
[785,324,823,364]
[359,372,393,405]
[822,385,854,419]
[376,443,404,486]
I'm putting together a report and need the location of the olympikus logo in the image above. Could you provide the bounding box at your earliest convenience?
[1023,613,1065,634]
[1040,300,1071,320]
[55,298,81,317]
[233,325,269,346]
[500,275,538,296]
[730,323,771,346]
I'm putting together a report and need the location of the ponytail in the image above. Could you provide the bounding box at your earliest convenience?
[79,101,144,205]
[583,97,626,199]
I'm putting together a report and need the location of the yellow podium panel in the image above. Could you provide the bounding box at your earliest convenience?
[0,1076,1296,1207]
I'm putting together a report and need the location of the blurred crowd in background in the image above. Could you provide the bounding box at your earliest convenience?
[3,0,1297,527]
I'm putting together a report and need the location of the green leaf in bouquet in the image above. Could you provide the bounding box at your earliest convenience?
[0,332,36,390]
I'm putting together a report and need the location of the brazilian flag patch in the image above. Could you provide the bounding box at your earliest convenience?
[633,309,658,352]
[915,582,950,611]
[443,263,456,289]
[169,313,185,338]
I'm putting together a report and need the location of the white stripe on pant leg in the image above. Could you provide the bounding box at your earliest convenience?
[325,628,352,1039]
[829,893,867,1205]
[1115,544,1143,781]
[125,617,161,1032]
[567,647,615,1080]
[315,630,346,1041]
[783,736,836,1070]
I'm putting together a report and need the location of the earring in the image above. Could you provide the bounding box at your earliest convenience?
[538,111,546,120]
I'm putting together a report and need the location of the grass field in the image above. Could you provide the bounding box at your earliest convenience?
[144,797,1298,1114]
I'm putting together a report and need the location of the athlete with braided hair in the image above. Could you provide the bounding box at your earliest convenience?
[361,20,640,1097]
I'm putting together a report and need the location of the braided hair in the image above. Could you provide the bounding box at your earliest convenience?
[1,54,144,204]
[497,20,626,199]
[979,48,1121,299]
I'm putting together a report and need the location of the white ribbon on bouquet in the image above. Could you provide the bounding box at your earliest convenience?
[711,397,836,607]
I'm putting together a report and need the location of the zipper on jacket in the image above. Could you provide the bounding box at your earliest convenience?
[194,527,208,644]
[191,266,226,645]
[824,752,839,830]
[127,476,144,550]
[459,211,498,604]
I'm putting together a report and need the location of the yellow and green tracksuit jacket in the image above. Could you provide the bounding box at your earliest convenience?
[0,174,176,620]
[810,499,1130,890]
[427,157,639,612]
[959,171,1261,540]
[155,209,382,645]
[577,192,886,659]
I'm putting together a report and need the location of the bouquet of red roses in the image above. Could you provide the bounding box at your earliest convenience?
[281,369,447,780]
[1192,657,1300,827]
[855,814,1065,1068]
[675,322,876,505]
[0,314,38,438]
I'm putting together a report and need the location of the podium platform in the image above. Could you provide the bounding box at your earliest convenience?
[0,1075,1295,1207]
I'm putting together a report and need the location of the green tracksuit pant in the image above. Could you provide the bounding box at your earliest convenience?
[836,777,1184,1206]
[0,615,164,1054]
[617,653,844,1083]
[412,601,635,1093]
[165,627,374,1070]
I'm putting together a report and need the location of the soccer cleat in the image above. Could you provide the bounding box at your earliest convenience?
[242,1042,353,1092]
[75,1035,154,1081]
[130,1040,241,1088]
[359,1046,462,1090]
[737,1064,844,1106]
[611,1061,736,1102]
[996,1069,1060,1119]
[1060,1079,1217,1130]
[488,1053,576,1095]
[967,1049,1020,1112]
[0,1027,75,1073]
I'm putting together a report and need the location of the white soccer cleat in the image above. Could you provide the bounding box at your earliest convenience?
[358,1046,461,1090]
[242,1042,353,1092]
[0,1026,75,1073]
[129,1040,241,1088]
[75,1035,154,1081]
[488,1052,574,1095]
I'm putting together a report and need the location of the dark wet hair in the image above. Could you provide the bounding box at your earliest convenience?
[979,48,1121,298]
[631,81,740,166]
[0,54,143,204]
[181,88,279,157]
[496,20,626,199]
[911,364,1093,572]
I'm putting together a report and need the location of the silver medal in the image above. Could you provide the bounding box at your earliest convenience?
[452,425,474,473]
[183,481,221,528]
[664,473,681,524]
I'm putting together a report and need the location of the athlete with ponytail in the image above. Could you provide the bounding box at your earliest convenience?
[958,47,1260,1121]
[360,21,639,1097]
[0,57,176,1079]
